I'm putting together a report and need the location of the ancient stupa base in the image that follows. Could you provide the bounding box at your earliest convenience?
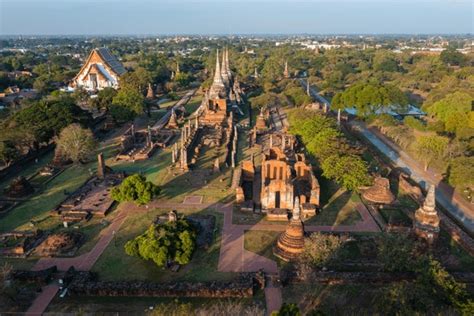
[273,197,305,262]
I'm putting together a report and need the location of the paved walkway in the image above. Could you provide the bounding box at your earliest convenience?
[26,204,137,315]
[25,284,59,316]
[217,202,380,314]
[152,89,196,129]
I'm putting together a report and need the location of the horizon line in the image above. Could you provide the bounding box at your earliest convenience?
[1,33,473,37]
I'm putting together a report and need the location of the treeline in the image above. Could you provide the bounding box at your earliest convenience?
[248,79,312,111]
[0,95,92,166]
[288,109,370,191]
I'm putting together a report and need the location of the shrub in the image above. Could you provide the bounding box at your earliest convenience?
[124,219,196,267]
[302,233,345,267]
[403,116,426,131]
[111,174,160,205]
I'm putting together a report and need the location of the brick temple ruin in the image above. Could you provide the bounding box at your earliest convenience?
[52,153,124,224]
[236,116,320,220]
[169,49,244,172]
[116,124,174,161]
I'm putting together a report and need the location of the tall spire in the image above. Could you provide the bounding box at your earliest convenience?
[424,184,436,213]
[221,47,230,86]
[284,60,289,78]
[225,48,232,79]
[212,49,225,87]
[293,196,301,221]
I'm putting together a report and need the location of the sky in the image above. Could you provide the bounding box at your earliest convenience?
[0,0,472,35]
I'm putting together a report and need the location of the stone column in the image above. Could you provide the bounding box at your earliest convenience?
[183,149,188,170]
[147,125,152,147]
[269,134,273,148]
[171,148,176,164]
[131,124,136,144]
[231,150,236,168]
[253,128,257,147]
[195,116,199,129]
[337,109,341,126]
[97,152,105,179]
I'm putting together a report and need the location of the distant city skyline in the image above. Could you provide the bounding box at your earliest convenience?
[0,0,472,36]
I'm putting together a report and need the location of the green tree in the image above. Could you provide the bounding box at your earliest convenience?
[111,88,145,119]
[124,219,196,268]
[416,258,474,313]
[376,233,419,272]
[108,103,136,123]
[332,83,408,117]
[303,233,344,267]
[288,110,343,161]
[272,303,301,316]
[448,157,474,188]
[120,67,152,92]
[0,141,19,166]
[111,174,160,205]
[427,92,473,138]
[413,135,449,171]
[440,49,466,66]
[9,96,91,146]
[55,123,96,163]
[174,72,192,88]
[322,154,370,191]
[92,87,117,111]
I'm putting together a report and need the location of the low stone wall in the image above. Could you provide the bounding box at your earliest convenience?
[69,273,257,298]
[12,266,57,285]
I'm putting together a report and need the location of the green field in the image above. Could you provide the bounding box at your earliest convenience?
[92,207,236,282]
[304,189,362,226]
[244,230,280,261]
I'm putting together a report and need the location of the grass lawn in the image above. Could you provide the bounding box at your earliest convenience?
[0,164,93,233]
[244,230,280,261]
[397,192,420,212]
[379,207,412,226]
[150,140,233,204]
[0,152,54,192]
[304,189,362,226]
[282,283,382,315]
[184,94,203,114]
[0,257,38,271]
[437,229,474,273]
[92,207,236,282]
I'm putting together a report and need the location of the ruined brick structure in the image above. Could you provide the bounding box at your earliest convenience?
[261,147,320,217]
[273,197,305,261]
[261,147,294,210]
[199,48,244,128]
[414,184,440,243]
[362,176,395,205]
